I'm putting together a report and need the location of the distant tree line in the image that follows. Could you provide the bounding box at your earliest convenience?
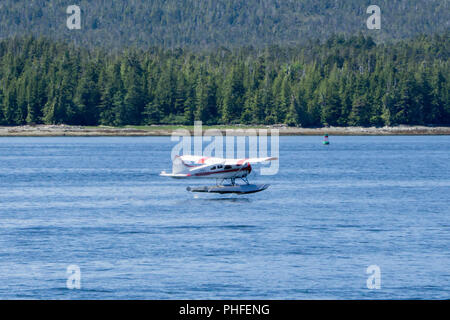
[0,34,448,127]
[0,0,448,49]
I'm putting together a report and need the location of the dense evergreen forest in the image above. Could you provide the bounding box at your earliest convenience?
[0,0,448,49]
[0,33,448,127]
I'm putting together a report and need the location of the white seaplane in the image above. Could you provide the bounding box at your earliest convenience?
[160,155,278,194]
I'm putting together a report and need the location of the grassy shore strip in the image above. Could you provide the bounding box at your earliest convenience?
[0,125,449,137]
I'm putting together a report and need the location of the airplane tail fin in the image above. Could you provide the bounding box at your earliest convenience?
[172,155,191,174]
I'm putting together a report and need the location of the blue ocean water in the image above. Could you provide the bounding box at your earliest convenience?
[0,136,448,299]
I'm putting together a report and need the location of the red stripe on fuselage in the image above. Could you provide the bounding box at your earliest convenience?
[193,165,251,177]
[183,163,196,167]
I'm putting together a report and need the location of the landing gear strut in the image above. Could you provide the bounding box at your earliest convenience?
[241,176,249,185]
[216,176,249,186]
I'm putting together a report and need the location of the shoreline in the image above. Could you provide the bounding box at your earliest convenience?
[0,125,449,137]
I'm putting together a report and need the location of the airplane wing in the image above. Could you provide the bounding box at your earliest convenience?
[177,155,224,165]
[177,155,204,163]
[228,157,278,165]
[176,155,277,165]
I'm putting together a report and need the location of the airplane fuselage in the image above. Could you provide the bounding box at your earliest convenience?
[186,163,252,179]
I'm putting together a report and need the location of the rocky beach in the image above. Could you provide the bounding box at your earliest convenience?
[0,125,449,136]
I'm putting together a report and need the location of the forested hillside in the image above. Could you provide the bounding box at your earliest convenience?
[0,34,448,127]
[0,0,448,49]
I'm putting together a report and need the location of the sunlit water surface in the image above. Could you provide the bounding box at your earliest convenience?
[0,136,448,299]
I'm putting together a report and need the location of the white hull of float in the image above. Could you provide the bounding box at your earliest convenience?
[187,184,269,194]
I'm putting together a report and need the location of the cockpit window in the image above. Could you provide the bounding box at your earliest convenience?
[224,165,232,169]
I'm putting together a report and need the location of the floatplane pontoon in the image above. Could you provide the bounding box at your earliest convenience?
[160,155,277,194]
